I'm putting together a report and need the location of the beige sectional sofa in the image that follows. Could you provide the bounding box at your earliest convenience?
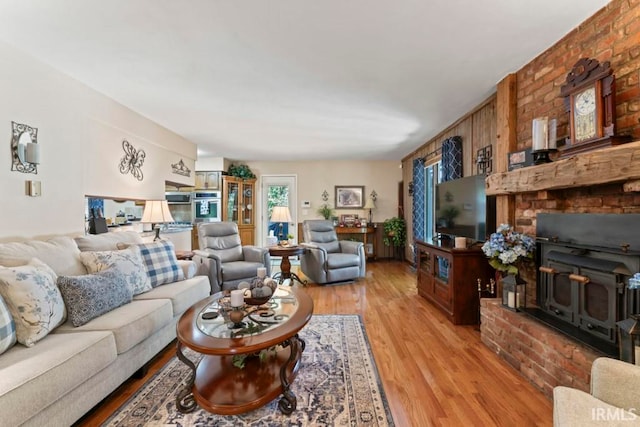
[0,231,210,427]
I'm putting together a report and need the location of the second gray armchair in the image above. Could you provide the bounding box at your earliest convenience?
[193,222,271,294]
[300,220,366,285]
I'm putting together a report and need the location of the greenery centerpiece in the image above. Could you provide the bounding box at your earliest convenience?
[227,163,256,179]
[382,217,406,247]
[481,224,535,275]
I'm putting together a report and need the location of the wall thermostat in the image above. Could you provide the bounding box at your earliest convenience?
[301,201,311,208]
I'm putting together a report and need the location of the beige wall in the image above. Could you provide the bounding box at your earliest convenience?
[0,41,197,241]
[245,160,402,244]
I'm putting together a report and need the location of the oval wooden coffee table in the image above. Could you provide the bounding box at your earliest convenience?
[175,286,313,415]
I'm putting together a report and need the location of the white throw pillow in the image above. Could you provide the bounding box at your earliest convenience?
[79,247,152,295]
[0,294,16,354]
[0,258,66,347]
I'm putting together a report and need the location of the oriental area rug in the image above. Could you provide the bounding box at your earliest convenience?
[104,314,395,426]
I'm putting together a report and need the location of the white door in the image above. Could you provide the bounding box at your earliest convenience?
[261,175,297,247]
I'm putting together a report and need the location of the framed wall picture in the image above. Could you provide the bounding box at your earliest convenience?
[335,186,364,209]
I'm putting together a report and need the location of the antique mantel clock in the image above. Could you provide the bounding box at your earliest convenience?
[559,57,630,158]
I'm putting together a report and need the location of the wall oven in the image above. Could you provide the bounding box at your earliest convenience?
[193,191,222,223]
[165,192,193,223]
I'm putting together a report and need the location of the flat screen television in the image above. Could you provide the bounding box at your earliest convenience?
[435,175,495,242]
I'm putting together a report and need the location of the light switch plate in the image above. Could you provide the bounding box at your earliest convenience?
[26,180,41,197]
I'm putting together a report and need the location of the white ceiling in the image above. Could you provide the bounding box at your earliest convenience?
[0,0,609,161]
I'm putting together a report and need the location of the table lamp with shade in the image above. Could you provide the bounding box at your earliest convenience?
[141,200,174,241]
[363,197,376,224]
[270,206,292,244]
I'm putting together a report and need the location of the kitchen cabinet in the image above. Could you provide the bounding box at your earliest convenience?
[222,176,256,245]
[195,171,221,190]
[416,239,493,325]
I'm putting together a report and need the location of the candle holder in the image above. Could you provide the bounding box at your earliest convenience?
[501,274,526,312]
[532,117,557,165]
[228,307,246,329]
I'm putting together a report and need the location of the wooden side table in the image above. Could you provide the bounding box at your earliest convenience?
[175,250,195,260]
[268,246,307,286]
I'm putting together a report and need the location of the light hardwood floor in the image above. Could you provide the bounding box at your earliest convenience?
[75,261,553,426]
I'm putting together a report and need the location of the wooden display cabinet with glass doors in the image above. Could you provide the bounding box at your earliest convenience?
[222,176,256,245]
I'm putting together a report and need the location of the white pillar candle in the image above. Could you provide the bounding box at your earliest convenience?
[230,289,245,307]
[507,291,515,308]
[257,267,267,278]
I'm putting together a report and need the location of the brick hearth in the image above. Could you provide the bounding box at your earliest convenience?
[480,298,603,398]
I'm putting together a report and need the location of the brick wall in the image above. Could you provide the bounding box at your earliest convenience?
[515,0,640,151]
[481,298,602,398]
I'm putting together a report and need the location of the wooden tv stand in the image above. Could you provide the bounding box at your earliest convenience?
[416,239,493,325]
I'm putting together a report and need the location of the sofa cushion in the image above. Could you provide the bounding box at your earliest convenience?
[0,236,86,276]
[57,269,134,327]
[78,246,152,295]
[74,230,143,252]
[134,276,210,317]
[0,259,66,347]
[128,240,185,287]
[0,330,116,427]
[0,294,16,355]
[54,299,173,354]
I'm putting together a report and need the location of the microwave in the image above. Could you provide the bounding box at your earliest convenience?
[165,192,192,204]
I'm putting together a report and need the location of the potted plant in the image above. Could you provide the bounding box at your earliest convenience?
[481,224,535,276]
[383,217,406,247]
[227,164,256,179]
[317,204,334,220]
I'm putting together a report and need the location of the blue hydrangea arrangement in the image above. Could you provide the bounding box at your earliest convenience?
[481,224,535,275]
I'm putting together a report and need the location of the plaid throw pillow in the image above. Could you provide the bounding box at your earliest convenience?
[0,294,16,354]
[137,240,184,287]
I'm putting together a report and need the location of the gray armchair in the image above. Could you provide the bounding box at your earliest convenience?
[300,220,366,285]
[193,222,271,294]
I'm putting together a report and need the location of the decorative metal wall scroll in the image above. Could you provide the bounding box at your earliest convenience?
[11,121,38,174]
[172,159,191,177]
[476,145,493,175]
[119,139,145,181]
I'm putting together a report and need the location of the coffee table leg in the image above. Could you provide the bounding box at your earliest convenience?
[278,334,306,414]
[176,341,198,413]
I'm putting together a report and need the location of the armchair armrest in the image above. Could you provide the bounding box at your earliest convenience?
[300,243,328,265]
[591,357,640,410]
[193,249,222,293]
[339,240,363,254]
[242,245,272,276]
[242,245,268,262]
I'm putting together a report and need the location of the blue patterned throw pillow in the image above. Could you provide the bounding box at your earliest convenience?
[0,294,16,354]
[0,258,66,347]
[79,246,152,295]
[57,268,133,327]
[135,240,184,287]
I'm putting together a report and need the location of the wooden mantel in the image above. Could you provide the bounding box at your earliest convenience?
[486,140,640,195]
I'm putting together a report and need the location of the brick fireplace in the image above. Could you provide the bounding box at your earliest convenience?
[483,142,640,398]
